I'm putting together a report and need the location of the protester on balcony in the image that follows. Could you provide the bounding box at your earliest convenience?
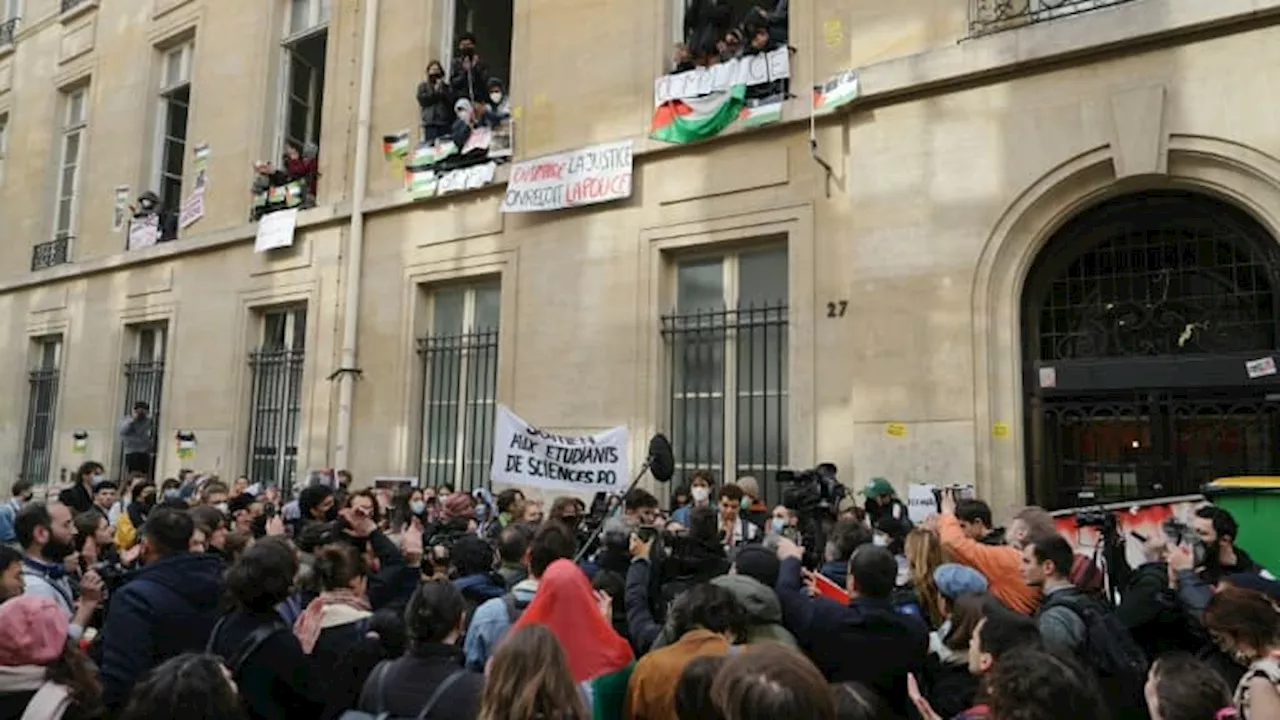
[449,32,489,103]
[717,28,743,61]
[451,97,477,150]
[283,143,319,206]
[416,60,453,144]
[683,0,733,67]
[129,191,178,243]
[672,43,695,73]
[479,77,511,129]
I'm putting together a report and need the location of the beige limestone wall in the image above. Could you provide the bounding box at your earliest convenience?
[0,0,1279,518]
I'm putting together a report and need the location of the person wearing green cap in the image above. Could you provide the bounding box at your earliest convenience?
[862,478,912,549]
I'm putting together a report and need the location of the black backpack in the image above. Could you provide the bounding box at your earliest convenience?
[205,615,289,679]
[1042,591,1149,719]
[338,659,466,720]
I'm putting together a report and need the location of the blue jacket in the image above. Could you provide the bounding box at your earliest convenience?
[464,578,537,670]
[820,560,848,589]
[775,557,928,717]
[0,499,20,544]
[99,552,225,709]
[454,572,507,606]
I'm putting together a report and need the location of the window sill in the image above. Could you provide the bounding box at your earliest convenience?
[58,0,98,24]
[0,42,13,61]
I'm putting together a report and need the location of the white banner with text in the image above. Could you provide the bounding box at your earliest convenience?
[490,405,629,493]
[500,141,634,213]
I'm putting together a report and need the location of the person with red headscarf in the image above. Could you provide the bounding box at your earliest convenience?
[508,559,635,716]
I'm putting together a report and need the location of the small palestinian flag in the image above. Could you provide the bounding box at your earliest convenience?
[404,163,437,199]
[737,99,784,129]
[382,131,411,161]
[813,71,860,115]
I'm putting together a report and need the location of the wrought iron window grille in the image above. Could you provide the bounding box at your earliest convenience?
[31,236,72,271]
[20,366,60,485]
[971,0,1139,35]
[118,359,164,480]
[245,348,305,494]
[0,18,18,47]
[416,327,500,493]
[660,302,789,506]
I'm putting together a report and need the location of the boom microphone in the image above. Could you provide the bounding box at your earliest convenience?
[647,434,675,483]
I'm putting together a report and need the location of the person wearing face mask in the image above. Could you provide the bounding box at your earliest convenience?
[735,476,769,529]
[15,502,103,642]
[59,461,106,515]
[416,60,454,143]
[767,505,801,544]
[120,401,156,479]
[671,471,716,528]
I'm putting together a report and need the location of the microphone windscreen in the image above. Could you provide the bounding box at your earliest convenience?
[647,434,675,483]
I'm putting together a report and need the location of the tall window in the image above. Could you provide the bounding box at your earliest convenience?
[417,281,501,492]
[21,336,62,485]
[156,41,193,212]
[246,307,306,492]
[281,0,328,155]
[661,247,789,503]
[118,323,166,481]
[54,86,87,244]
[443,0,513,98]
[0,113,8,186]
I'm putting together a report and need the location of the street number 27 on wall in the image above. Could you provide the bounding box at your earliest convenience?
[826,301,848,318]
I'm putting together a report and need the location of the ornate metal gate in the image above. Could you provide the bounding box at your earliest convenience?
[1022,192,1280,509]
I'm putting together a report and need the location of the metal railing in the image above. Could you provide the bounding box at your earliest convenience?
[20,367,60,485]
[660,302,789,505]
[971,0,1138,35]
[417,328,500,493]
[116,359,164,481]
[60,0,87,14]
[0,18,18,47]
[31,236,72,271]
[245,348,305,494]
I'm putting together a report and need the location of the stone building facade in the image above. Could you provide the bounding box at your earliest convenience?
[1,0,1279,516]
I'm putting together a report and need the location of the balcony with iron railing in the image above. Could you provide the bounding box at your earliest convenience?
[0,17,19,48]
[971,0,1140,35]
[31,236,72,271]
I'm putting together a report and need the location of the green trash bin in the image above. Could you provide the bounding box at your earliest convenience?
[1203,476,1280,575]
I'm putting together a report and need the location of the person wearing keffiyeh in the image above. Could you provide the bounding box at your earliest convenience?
[292,545,376,718]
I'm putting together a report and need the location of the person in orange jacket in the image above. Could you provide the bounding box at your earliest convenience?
[936,488,1039,615]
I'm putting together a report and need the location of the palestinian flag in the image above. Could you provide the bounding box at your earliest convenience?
[650,84,748,144]
[382,131,411,161]
[404,163,437,199]
[813,71,860,115]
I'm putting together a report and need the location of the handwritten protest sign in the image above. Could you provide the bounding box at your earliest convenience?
[490,405,629,492]
[501,141,633,213]
[653,47,790,106]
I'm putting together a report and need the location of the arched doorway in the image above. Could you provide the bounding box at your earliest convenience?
[1021,191,1280,510]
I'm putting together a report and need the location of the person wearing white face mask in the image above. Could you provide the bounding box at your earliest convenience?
[671,471,715,528]
[59,461,106,515]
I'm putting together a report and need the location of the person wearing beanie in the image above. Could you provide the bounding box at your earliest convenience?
[0,595,104,719]
[934,564,990,600]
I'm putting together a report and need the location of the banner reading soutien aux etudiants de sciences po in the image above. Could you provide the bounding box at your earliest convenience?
[490,405,629,493]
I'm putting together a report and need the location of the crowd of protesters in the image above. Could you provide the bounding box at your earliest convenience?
[0,459,1276,720]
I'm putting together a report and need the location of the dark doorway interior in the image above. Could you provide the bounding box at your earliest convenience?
[1021,191,1280,510]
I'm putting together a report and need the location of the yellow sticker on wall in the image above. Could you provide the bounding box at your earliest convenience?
[823,19,843,47]
[992,422,1010,439]
[886,423,907,438]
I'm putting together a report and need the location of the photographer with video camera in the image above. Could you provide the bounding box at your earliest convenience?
[779,464,847,570]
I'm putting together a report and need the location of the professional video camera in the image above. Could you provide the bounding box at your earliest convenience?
[780,463,846,568]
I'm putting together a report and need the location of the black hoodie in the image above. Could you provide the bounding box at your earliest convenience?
[99,552,225,709]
